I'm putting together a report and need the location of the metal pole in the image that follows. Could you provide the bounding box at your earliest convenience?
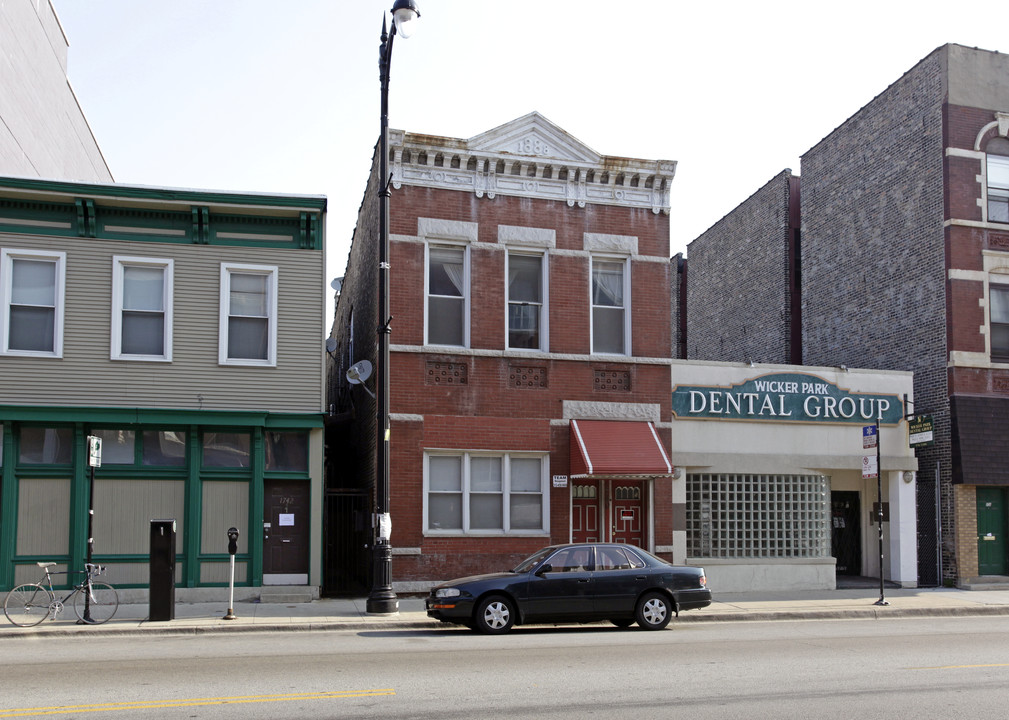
[874,419,888,606]
[81,461,95,623]
[224,554,236,620]
[367,14,399,614]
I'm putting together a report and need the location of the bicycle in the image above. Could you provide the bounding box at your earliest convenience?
[4,562,118,627]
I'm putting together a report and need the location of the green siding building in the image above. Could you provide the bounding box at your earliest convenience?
[0,177,327,596]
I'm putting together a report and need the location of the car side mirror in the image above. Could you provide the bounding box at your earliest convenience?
[535,563,553,577]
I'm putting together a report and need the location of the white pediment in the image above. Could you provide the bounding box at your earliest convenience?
[467,112,600,164]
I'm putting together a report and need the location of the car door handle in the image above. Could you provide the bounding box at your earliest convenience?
[578,577,590,583]
[635,576,647,580]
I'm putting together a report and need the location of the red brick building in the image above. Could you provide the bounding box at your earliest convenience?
[327,113,678,591]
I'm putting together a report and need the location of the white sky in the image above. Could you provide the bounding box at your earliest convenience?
[52,0,1007,328]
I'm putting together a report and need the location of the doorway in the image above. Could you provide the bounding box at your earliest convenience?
[263,478,310,584]
[831,491,861,576]
[977,487,1008,576]
[572,479,645,546]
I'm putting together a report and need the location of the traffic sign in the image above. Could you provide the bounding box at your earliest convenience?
[862,454,878,479]
[862,425,878,449]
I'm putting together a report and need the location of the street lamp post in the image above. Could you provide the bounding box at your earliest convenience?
[368,0,419,615]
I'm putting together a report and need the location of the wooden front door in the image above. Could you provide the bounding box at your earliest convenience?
[572,482,600,543]
[977,487,1008,576]
[611,482,644,546]
[263,478,310,584]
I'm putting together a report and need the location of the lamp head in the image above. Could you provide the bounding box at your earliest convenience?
[391,0,420,38]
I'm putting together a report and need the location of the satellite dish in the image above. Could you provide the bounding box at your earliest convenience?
[325,338,337,353]
[330,277,344,292]
[346,360,375,398]
[346,360,373,384]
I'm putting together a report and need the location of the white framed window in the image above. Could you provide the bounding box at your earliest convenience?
[987,147,1009,223]
[507,251,547,350]
[991,283,1009,361]
[111,256,173,361]
[425,452,548,535]
[426,244,468,347]
[0,248,65,357]
[590,256,629,355]
[219,263,278,366]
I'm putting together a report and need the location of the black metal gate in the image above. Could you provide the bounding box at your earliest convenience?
[915,461,941,587]
[322,490,371,597]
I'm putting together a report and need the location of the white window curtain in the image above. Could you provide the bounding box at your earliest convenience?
[427,247,465,346]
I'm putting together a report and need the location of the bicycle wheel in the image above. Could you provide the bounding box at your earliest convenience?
[4,583,53,627]
[73,582,118,624]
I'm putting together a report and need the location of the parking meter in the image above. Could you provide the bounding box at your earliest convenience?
[224,527,239,620]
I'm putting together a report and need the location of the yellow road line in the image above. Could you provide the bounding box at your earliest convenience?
[0,689,395,717]
[913,663,1009,670]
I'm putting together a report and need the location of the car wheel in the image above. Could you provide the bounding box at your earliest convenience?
[474,595,515,634]
[635,591,672,631]
[610,618,634,628]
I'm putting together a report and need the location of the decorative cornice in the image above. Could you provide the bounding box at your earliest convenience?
[389,112,675,214]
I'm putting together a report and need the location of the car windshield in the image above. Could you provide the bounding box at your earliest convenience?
[511,547,555,573]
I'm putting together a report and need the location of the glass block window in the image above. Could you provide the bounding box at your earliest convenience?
[686,474,830,558]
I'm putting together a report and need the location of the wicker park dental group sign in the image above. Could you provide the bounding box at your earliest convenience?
[672,373,904,425]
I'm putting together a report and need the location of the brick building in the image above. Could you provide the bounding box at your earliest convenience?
[680,43,1009,588]
[328,112,679,591]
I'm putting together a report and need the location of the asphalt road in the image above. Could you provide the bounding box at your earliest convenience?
[3,616,1009,719]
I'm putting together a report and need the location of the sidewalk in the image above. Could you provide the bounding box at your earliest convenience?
[5,586,1009,638]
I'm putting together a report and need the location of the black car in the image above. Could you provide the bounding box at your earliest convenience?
[426,543,711,634]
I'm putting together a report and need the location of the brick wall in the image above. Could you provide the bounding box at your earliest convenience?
[800,49,954,580]
[685,170,794,363]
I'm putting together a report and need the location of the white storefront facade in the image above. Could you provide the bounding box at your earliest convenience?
[670,361,919,593]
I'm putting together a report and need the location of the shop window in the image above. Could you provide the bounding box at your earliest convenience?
[425,452,547,534]
[111,256,173,360]
[92,429,136,464]
[992,284,1009,361]
[507,252,546,350]
[265,431,308,472]
[987,139,1009,223]
[426,245,467,347]
[143,430,186,466]
[0,248,65,356]
[591,256,628,355]
[219,263,277,366]
[18,427,72,464]
[686,473,830,558]
[202,432,251,468]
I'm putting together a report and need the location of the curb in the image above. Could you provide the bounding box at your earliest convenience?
[4,604,1009,639]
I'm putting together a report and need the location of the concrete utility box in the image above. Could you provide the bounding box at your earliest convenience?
[149,519,176,621]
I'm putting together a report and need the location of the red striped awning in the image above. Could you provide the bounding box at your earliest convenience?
[569,419,673,478]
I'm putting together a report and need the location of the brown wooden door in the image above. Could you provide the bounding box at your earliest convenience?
[263,479,310,582]
[572,482,600,542]
[611,481,644,546]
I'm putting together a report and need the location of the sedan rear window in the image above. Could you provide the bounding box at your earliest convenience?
[598,546,646,571]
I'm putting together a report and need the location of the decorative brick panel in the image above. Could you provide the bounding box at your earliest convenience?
[426,361,468,385]
[593,368,631,392]
[509,365,547,389]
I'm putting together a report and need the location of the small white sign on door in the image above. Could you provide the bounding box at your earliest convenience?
[278,513,295,526]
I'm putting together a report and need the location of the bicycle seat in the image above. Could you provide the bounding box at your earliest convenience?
[36,561,56,568]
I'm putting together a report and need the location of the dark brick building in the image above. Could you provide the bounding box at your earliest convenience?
[328,113,680,591]
[682,44,1009,587]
